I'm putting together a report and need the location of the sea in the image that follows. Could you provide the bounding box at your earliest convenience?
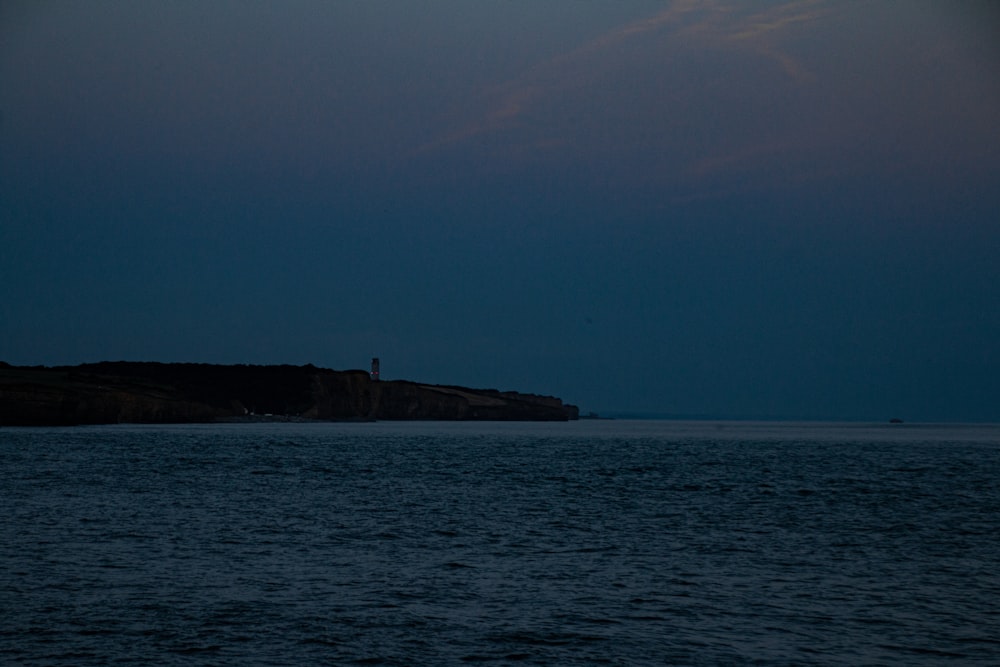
[2,420,999,666]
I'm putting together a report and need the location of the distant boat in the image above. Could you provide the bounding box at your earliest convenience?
[889,417,904,424]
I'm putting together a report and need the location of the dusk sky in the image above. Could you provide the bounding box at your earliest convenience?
[2,1,999,421]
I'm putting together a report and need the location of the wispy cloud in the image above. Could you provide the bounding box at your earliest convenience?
[419,1,716,153]
[687,142,794,179]
[722,0,829,81]
[423,1,830,153]
[726,0,828,40]
[677,139,838,203]
[417,0,836,199]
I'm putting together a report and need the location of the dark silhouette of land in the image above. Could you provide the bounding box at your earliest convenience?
[0,362,579,426]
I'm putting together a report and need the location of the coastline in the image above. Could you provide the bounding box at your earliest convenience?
[0,362,579,426]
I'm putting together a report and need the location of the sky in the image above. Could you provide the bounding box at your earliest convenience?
[2,1,999,421]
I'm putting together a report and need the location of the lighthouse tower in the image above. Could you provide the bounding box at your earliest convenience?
[370,357,380,381]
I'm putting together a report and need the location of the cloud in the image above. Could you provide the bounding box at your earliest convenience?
[674,139,841,204]
[417,1,714,154]
[407,1,883,208]
[421,0,831,158]
[687,142,793,179]
[725,0,828,40]
[721,0,830,81]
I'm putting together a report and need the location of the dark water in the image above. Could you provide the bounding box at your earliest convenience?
[2,420,999,665]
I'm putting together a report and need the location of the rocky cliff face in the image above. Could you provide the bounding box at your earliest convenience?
[306,370,377,420]
[0,362,578,426]
[0,367,230,425]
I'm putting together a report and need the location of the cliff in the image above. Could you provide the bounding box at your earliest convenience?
[0,362,578,426]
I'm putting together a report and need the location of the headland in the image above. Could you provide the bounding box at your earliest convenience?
[0,362,579,426]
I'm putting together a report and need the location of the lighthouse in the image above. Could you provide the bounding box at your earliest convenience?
[370,357,380,381]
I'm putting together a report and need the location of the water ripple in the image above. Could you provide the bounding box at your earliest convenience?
[2,421,999,665]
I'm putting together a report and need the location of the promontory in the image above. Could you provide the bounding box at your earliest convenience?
[0,362,579,426]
